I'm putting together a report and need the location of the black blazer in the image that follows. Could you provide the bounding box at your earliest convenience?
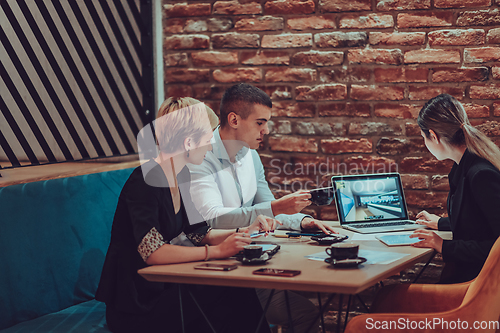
[438,150,500,283]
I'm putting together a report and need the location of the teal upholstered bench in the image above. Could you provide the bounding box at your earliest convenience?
[0,167,135,332]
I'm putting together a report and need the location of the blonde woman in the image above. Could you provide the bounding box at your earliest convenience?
[96,98,274,332]
[411,94,500,284]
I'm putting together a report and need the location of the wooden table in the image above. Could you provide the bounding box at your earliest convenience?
[139,228,436,295]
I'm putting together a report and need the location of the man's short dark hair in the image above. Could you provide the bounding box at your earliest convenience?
[220,83,272,128]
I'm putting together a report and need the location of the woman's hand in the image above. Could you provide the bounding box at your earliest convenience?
[410,229,443,253]
[211,233,252,259]
[246,215,282,235]
[415,210,440,230]
[300,217,338,234]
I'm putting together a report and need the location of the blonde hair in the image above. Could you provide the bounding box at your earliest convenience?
[155,97,218,154]
[418,94,500,171]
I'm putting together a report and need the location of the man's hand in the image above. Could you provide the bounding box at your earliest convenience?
[300,217,338,234]
[271,190,311,216]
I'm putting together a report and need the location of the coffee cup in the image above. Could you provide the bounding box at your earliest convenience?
[243,245,263,259]
[325,243,359,260]
[309,187,334,206]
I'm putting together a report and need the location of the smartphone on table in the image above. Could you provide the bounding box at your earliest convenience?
[194,263,239,271]
[253,268,301,277]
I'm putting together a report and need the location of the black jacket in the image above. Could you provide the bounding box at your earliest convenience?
[438,150,500,283]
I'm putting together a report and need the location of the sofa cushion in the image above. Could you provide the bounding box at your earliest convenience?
[0,168,134,329]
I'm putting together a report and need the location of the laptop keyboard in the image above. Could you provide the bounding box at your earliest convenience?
[353,221,415,228]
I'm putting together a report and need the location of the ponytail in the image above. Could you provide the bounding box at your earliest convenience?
[462,123,500,172]
[418,94,500,172]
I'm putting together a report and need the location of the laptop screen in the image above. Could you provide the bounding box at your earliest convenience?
[331,173,409,225]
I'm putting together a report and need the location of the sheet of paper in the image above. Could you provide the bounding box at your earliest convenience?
[305,249,410,265]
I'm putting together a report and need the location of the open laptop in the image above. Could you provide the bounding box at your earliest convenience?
[331,173,425,234]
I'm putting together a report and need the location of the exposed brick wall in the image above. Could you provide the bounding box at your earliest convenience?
[163,0,500,219]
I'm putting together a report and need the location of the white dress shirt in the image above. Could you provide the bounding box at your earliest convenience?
[187,128,307,230]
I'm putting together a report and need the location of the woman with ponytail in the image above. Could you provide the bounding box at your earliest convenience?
[410,94,500,284]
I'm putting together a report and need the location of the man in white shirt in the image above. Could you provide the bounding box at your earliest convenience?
[188,83,336,332]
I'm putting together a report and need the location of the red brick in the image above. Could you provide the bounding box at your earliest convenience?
[464,47,500,63]
[477,121,500,136]
[375,104,420,119]
[404,49,460,64]
[292,51,343,66]
[321,138,373,154]
[207,18,233,32]
[339,14,394,29]
[494,102,500,116]
[397,12,453,28]
[235,16,283,31]
[376,137,426,155]
[166,85,193,98]
[348,122,403,136]
[463,103,490,118]
[272,102,315,117]
[406,122,422,136]
[320,68,371,83]
[212,32,259,48]
[265,68,316,83]
[193,86,226,100]
[165,68,210,83]
[296,84,347,101]
[493,66,500,79]
[241,51,290,65]
[428,29,485,46]
[470,84,500,99]
[295,122,345,136]
[376,0,430,11]
[213,1,262,15]
[409,86,464,100]
[405,191,449,209]
[165,35,209,50]
[269,135,318,153]
[164,53,188,67]
[287,16,336,31]
[432,67,489,82]
[351,85,405,101]
[401,174,430,190]
[164,3,211,17]
[191,51,238,67]
[213,68,262,83]
[264,0,315,14]
[262,34,312,48]
[399,156,454,173]
[319,103,371,117]
[342,155,398,174]
[435,0,491,8]
[269,120,292,134]
[457,9,500,26]
[431,175,449,191]
[487,28,500,43]
[348,49,403,65]
[319,0,371,12]
[319,207,337,221]
[165,18,184,34]
[315,32,368,48]
[184,20,208,33]
[258,85,293,99]
[369,32,425,46]
[375,68,428,83]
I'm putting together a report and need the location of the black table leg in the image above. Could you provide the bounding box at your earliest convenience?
[284,290,294,333]
[343,295,352,332]
[317,293,326,333]
[256,289,276,333]
[356,294,370,313]
[187,287,217,333]
[413,252,436,283]
[336,294,344,333]
[305,293,336,333]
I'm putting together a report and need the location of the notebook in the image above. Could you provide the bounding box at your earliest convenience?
[331,173,425,234]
